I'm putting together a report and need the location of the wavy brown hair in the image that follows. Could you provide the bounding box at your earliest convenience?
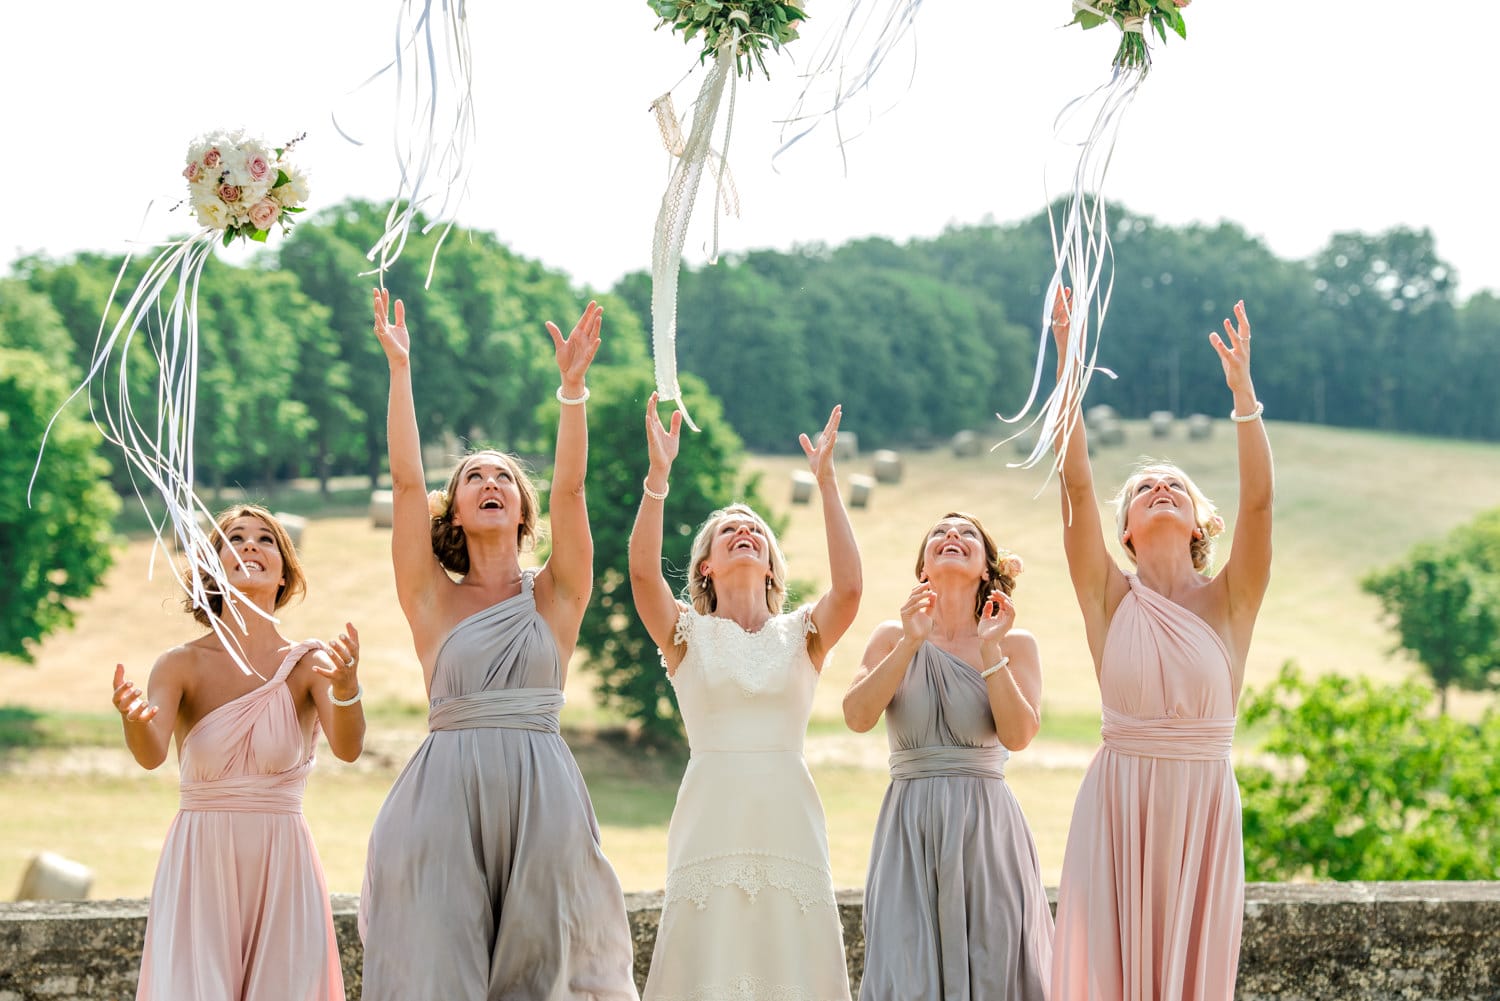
[430,450,541,576]
[182,505,306,628]
[913,511,1022,619]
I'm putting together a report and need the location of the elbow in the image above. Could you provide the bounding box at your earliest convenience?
[998,720,1039,753]
[841,696,877,734]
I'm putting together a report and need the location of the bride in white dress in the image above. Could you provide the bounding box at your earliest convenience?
[629,394,862,1001]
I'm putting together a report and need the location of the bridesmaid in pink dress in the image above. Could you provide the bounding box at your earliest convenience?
[110,504,366,1001]
[1047,292,1273,1001]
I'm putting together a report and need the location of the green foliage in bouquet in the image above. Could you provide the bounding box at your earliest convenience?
[1070,0,1189,72]
[649,0,808,79]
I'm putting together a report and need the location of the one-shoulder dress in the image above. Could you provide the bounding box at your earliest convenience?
[136,640,343,1001]
[860,641,1053,1000]
[360,572,638,1001]
[1052,575,1244,1001]
[642,607,852,1001]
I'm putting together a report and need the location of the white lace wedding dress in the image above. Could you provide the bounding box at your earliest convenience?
[643,607,851,1001]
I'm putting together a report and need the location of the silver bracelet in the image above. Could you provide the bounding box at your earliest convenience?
[329,682,363,707]
[979,656,1011,679]
[642,478,669,501]
[556,385,590,406]
[1230,400,1264,423]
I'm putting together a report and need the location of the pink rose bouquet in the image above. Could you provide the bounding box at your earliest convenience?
[182,129,309,245]
[1069,0,1189,72]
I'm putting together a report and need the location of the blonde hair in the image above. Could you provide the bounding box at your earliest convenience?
[1111,461,1223,572]
[429,450,541,575]
[183,505,306,627]
[686,503,789,616]
[914,511,1023,619]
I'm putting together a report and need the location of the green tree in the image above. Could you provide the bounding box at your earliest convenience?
[0,339,119,661]
[1363,516,1500,713]
[571,365,770,744]
[1239,663,1500,880]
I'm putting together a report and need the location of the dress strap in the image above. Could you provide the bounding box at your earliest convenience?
[271,639,324,684]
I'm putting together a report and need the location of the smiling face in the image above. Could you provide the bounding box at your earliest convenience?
[1113,462,1218,571]
[184,504,306,627]
[687,503,788,615]
[913,511,1018,617]
[431,450,539,574]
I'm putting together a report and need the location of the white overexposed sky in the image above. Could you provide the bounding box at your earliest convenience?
[1,1,1494,300]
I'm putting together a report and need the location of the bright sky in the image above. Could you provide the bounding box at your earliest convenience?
[2,2,1493,300]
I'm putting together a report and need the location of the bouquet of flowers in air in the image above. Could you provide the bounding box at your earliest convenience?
[649,0,808,79]
[182,129,309,246]
[1069,0,1189,72]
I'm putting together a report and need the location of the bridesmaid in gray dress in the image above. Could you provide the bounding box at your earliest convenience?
[359,289,636,1001]
[844,512,1053,1000]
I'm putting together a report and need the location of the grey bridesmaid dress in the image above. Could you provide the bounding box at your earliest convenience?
[859,642,1053,1000]
[359,572,638,1001]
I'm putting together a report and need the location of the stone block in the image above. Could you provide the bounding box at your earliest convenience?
[871,450,902,484]
[951,430,983,458]
[1149,411,1175,438]
[1187,413,1213,440]
[848,475,876,510]
[272,512,308,548]
[790,471,816,505]
[369,490,394,529]
[14,855,91,902]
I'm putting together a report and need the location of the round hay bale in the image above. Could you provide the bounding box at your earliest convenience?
[1085,404,1118,429]
[816,430,858,462]
[1095,419,1126,448]
[951,430,983,458]
[872,450,903,484]
[16,852,93,901]
[848,474,876,510]
[1187,413,1213,440]
[369,490,395,529]
[1149,411,1175,439]
[790,470,816,505]
[273,512,308,548]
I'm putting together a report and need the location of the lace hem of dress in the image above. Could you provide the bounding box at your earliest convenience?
[650,978,844,1001]
[664,851,836,914]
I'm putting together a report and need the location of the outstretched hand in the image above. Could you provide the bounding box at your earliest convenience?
[315,622,361,702]
[1209,300,1254,394]
[111,664,158,724]
[1050,286,1075,369]
[645,391,682,475]
[548,301,603,390]
[978,588,1016,646]
[372,288,409,364]
[899,581,935,645]
[799,405,843,484]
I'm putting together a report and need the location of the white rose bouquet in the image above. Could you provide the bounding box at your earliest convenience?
[181,129,309,246]
[1069,0,1190,72]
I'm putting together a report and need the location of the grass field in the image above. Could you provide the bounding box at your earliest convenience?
[2,418,1498,898]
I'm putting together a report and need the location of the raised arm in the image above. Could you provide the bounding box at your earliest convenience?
[111,655,184,770]
[1210,301,1274,658]
[373,288,447,624]
[629,392,686,670]
[842,583,933,732]
[536,301,603,642]
[801,406,862,666]
[1051,288,1124,660]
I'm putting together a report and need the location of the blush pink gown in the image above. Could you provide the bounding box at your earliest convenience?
[1052,576,1244,1001]
[135,640,343,1001]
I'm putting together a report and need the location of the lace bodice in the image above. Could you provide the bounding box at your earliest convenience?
[668,607,818,754]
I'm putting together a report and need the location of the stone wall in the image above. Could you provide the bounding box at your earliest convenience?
[1,883,1497,1000]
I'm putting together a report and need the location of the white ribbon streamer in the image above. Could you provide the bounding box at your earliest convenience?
[338,0,475,288]
[998,59,1144,479]
[775,0,926,168]
[649,35,743,432]
[30,231,274,676]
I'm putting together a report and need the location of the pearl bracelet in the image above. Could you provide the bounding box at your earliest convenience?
[980,656,1011,679]
[642,478,669,501]
[556,385,590,406]
[329,682,363,707]
[1230,400,1264,423]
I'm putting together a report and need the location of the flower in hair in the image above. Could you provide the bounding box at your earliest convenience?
[427,490,449,519]
[1205,514,1225,538]
[1000,553,1025,578]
